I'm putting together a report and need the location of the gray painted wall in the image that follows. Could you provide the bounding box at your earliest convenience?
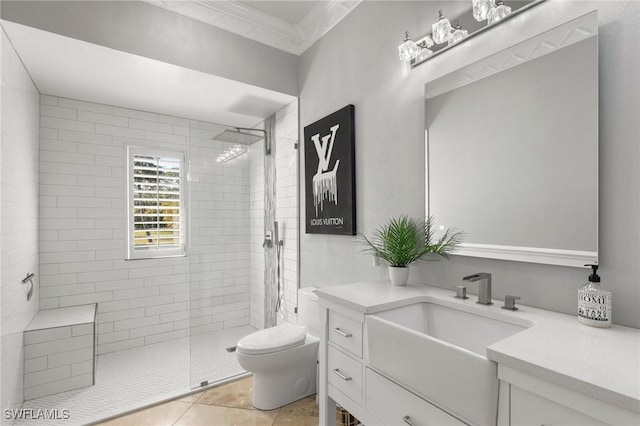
[2,0,637,328]
[1,0,298,96]
[299,0,640,328]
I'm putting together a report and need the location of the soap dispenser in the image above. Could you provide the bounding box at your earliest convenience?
[578,264,612,328]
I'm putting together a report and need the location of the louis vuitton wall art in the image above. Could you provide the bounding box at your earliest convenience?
[304,105,356,235]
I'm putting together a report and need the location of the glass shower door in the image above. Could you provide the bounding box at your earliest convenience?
[187,121,254,389]
[186,100,299,389]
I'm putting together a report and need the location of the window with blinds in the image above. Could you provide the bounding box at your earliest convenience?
[126,147,186,259]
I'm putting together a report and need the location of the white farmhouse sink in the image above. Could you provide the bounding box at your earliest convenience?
[367,301,530,425]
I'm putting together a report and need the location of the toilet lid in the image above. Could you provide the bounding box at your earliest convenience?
[236,323,306,355]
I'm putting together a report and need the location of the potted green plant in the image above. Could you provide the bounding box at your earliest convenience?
[359,215,464,286]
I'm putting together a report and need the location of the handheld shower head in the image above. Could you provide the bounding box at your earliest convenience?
[274,221,282,247]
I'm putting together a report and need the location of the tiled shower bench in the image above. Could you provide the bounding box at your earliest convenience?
[23,304,97,400]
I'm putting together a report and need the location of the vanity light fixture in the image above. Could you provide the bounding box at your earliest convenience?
[416,34,435,61]
[398,31,420,62]
[473,0,496,21]
[398,31,434,63]
[487,0,512,24]
[415,43,434,62]
[431,10,452,45]
[448,21,469,46]
[399,0,543,67]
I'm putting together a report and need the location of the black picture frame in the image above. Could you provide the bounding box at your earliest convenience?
[304,105,356,235]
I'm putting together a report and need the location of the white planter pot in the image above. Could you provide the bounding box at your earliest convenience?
[389,266,409,286]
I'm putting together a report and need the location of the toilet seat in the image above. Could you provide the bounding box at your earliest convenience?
[237,323,307,355]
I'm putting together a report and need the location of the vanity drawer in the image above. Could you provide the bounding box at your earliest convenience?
[365,368,465,426]
[328,310,363,357]
[328,345,363,406]
[510,386,606,426]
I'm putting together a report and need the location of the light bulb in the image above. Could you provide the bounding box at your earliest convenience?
[398,31,420,62]
[432,10,452,45]
[473,0,496,21]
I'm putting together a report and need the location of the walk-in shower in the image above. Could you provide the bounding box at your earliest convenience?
[11,101,299,426]
[1,14,300,424]
[188,116,279,390]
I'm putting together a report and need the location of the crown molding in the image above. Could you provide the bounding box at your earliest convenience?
[145,0,361,55]
[296,0,362,53]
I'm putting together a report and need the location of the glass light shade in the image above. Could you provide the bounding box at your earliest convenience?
[398,32,420,62]
[487,1,512,24]
[432,10,452,45]
[448,27,468,46]
[473,0,496,21]
[415,48,433,62]
[421,35,435,49]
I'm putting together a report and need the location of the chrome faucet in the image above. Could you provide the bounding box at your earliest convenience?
[462,273,493,305]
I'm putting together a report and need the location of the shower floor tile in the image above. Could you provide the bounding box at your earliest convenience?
[14,326,256,426]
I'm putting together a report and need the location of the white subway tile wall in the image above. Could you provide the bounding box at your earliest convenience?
[39,95,252,355]
[1,31,41,411]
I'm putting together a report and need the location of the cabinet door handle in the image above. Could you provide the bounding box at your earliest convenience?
[333,327,352,338]
[402,415,417,426]
[333,368,352,381]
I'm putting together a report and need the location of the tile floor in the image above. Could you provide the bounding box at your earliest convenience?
[94,376,322,426]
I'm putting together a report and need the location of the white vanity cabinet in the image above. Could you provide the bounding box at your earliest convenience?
[317,282,640,426]
[321,302,368,424]
[499,366,638,426]
[319,300,470,426]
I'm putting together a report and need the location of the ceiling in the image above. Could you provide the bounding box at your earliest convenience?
[1,1,362,127]
[239,1,317,24]
[2,20,296,128]
[145,0,362,55]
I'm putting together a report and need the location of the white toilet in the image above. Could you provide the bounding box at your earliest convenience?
[236,287,320,410]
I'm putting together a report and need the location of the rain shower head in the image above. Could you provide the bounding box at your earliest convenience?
[213,127,270,156]
[214,127,265,145]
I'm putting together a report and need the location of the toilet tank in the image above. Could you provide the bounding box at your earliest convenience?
[297,287,320,338]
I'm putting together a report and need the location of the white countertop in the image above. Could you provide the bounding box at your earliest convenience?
[317,280,640,415]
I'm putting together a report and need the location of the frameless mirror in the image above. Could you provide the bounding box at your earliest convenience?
[425,11,598,267]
